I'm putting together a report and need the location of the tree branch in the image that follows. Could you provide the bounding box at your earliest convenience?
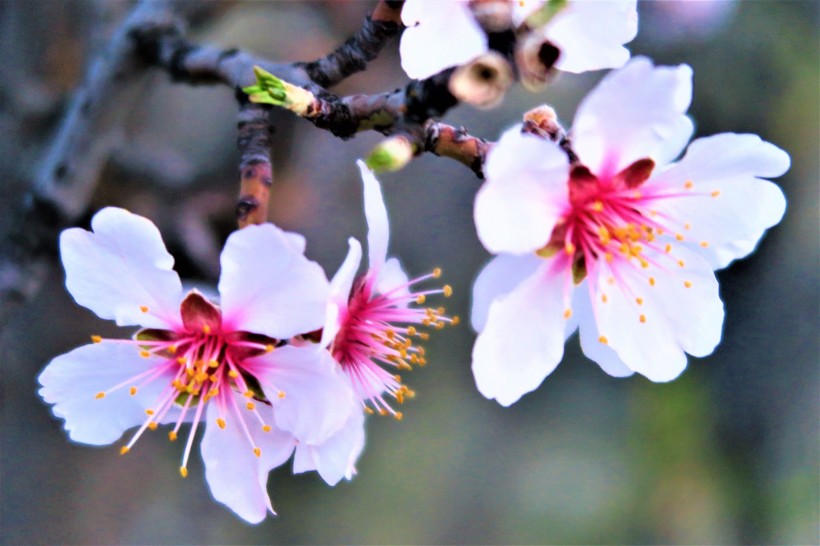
[235,100,274,228]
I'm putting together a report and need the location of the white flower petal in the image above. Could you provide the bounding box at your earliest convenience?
[476,127,570,254]
[201,399,295,524]
[471,253,543,332]
[38,342,172,445]
[573,283,634,377]
[250,345,356,445]
[400,0,487,79]
[547,0,638,74]
[218,223,329,339]
[472,261,570,406]
[650,133,789,269]
[357,160,390,273]
[60,207,183,329]
[375,257,410,297]
[322,238,363,347]
[572,57,693,175]
[293,409,366,486]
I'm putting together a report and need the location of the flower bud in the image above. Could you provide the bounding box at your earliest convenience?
[449,51,513,109]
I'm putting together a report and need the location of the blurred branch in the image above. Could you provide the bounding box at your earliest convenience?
[422,122,491,178]
[235,100,274,228]
[300,0,404,88]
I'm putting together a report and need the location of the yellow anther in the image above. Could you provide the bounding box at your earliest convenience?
[246,402,255,410]
[605,252,613,263]
[592,200,604,212]
[640,259,649,269]
[639,314,647,323]
[120,446,130,455]
[95,392,105,400]
[262,425,272,432]
[278,391,286,399]
[139,350,151,358]
[202,324,211,335]
[208,359,219,368]
[711,190,721,197]
[394,412,404,421]
[649,277,656,286]
[185,368,195,377]
[167,344,177,354]
[177,357,187,365]
[675,233,685,242]
[243,390,254,398]
[253,447,262,458]
[451,316,461,326]
[179,467,188,478]
[684,180,694,190]
[265,344,274,353]
[148,422,158,430]
[684,223,691,231]
[432,267,442,278]
[209,374,217,382]
[407,326,417,336]
[228,370,239,378]
[195,372,208,382]
[90,335,103,343]
[598,336,609,345]
[145,409,155,416]
[129,387,137,396]
[665,244,672,253]
[139,305,149,313]
[386,329,396,340]
[443,285,453,297]
[168,431,178,442]
[364,407,375,415]
[216,418,226,429]
[632,190,642,199]
[416,294,426,304]
[677,260,685,268]
[684,281,693,288]
[565,242,576,255]
[563,309,572,319]
[601,294,608,303]
[700,241,709,248]
[419,332,430,340]
[636,297,644,305]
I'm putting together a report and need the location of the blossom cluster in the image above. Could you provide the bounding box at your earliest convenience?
[38,162,454,523]
[37,0,790,526]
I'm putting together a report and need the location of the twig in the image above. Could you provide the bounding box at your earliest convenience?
[235,100,274,228]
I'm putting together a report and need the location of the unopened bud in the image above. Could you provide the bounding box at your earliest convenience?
[449,52,513,109]
[522,104,564,141]
[365,135,415,173]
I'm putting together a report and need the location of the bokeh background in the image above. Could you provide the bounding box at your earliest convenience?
[1,1,818,544]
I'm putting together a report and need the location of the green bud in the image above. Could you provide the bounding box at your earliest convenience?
[365,136,415,173]
[526,0,568,29]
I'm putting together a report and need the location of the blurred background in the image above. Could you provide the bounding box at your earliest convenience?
[1,1,817,544]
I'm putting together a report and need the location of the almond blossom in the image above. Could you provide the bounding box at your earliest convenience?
[293,161,458,483]
[38,207,357,523]
[471,57,789,406]
[399,0,638,80]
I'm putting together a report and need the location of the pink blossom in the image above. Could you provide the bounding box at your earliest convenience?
[472,57,789,405]
[38,207,357,523]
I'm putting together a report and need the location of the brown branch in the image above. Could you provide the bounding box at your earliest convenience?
[235,101,274,228]
[422,122,491,178]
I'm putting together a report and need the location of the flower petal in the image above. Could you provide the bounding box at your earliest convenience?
[38,342,173,445]
[475,126,570,254]
[400,0,487,79]
[374,257,410,297]
[572,57,693,176]
[573,283,634,377]
[547,0,638,74]
[472,260,570,406]
[322,238,363,347]
[218,223,329,339]
[201,399,295,524]
[471,253,543,332]
[293,409,366,486]
[249,345,356,445]
[357,160,390,273]
[591,243,723,381]
[649,133,789,268]
[60,207,183,329]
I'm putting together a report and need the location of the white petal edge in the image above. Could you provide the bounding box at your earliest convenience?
[201,399,295,524]
[218,223,330,339]
[400,0,487,80]
[472,259,571,406]
[357,160,390,273]
[573,282,634,377]
[572,57,693,176]
[476,127,570,255]
[471,253,543,332]
[38,342,174,445]
[60,207,183,329]
[322,238,363,347]
[293,409,366,486]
